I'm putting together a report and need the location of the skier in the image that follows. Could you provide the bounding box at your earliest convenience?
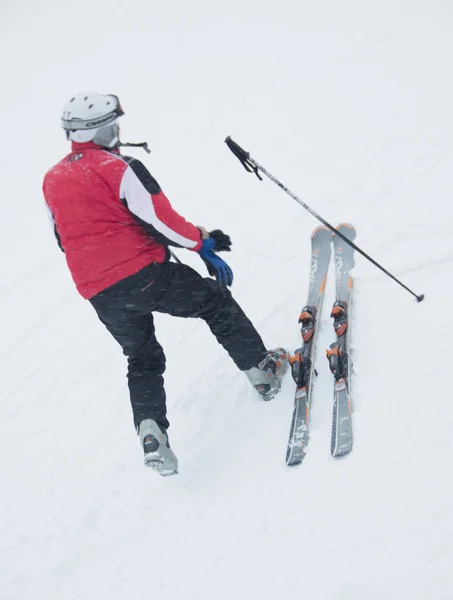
[43,92,288,475]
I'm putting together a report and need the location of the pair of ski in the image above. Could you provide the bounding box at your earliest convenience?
[286,223,356,466]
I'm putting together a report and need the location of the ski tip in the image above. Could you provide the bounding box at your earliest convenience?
[311,225,332,238]
[334,223,356,242]
[416,294,425,303]
[336,222,355,231]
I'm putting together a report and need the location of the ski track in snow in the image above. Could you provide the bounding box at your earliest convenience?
[1,1,453,599]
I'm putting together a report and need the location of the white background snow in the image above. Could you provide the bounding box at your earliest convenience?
[2,1,453,598]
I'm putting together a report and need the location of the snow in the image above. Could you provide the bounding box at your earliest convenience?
[2,0,453,598]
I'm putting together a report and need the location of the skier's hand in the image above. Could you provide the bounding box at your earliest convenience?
[197,226,210,240]
[198,238,233,287]
[197,227,232,251]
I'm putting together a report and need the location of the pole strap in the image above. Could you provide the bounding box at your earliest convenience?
[225,136,262,180]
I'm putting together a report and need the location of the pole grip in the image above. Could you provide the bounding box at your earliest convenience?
[225,136,250,161]
[225,136,262,179]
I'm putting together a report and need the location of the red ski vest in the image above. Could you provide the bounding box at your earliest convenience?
[43,142,202,299]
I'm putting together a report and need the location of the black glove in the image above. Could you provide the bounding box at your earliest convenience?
[209,229,232,252]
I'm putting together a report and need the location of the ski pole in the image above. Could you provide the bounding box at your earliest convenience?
[225,136,425,303]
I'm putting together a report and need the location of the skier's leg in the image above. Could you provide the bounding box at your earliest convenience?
[143,261,267,370]
[122,314,168,430]
[89,302,169,430]
[89,298,177,473]
[141,262,289,398]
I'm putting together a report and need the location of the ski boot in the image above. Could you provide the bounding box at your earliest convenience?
[138,419,178,476]
[244,348,289,400]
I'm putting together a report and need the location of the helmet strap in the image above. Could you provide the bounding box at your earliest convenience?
[119,141,151,154]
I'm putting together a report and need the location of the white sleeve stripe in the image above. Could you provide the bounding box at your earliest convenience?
[119,166,198,249]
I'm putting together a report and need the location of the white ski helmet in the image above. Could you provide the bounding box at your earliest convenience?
[61,92,124,148]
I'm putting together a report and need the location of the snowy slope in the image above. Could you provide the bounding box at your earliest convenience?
[2,1,453,599]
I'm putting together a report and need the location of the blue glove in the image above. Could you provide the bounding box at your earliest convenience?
[198,238,233,287]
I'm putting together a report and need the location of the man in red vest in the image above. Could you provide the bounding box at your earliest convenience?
[43,92,287,475]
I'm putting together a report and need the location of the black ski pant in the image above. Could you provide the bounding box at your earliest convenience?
[89,261,267,430]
